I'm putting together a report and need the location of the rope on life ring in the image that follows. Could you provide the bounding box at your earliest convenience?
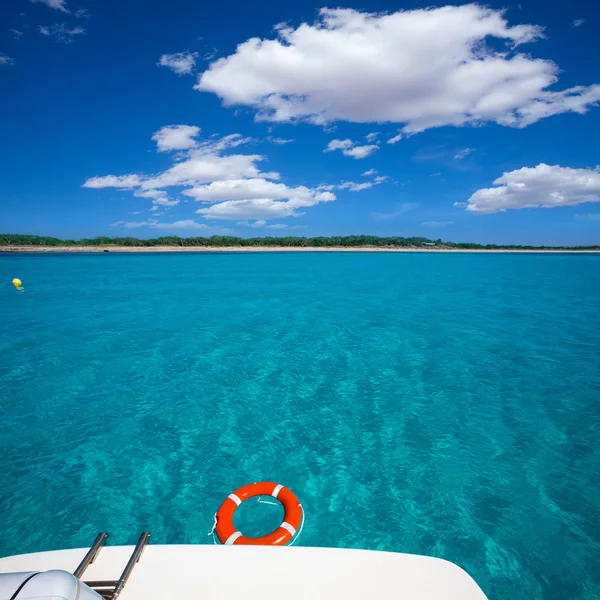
[212,482,303,546]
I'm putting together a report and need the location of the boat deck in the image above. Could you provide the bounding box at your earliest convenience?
[0,545,488,599]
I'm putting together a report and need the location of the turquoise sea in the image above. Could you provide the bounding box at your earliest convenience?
[1,252,599,599]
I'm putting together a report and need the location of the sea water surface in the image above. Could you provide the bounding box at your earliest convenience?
[1,252,599,599]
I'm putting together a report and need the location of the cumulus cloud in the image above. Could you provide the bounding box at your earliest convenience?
[346,146,378,159]
[197,194,334,220]
[455,148,475,160]
[39,24,84,43]
[84,127,335,222]
[0,54,14,66]
[196,6,600,132]
[31,0,69,12]
[140,153,268,190]
[158,51,198,75]
[152,125,201,152]
[387,133,403,144]
[151,197,180,207]
[11,30,24,39]
[366,132,379,142]
[573,19,584,27]
[362,169,377,177]
[183,178,316,203]
[86,152,268,190]
[196,184,336,220]
[83,174,142,189]
[324,139,379,159]
[133,189,168,200]
[462,164,600,213]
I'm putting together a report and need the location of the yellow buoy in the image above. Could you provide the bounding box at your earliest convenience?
[12,278,23,289]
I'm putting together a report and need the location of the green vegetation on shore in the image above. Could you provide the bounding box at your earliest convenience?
[1,233,598,250]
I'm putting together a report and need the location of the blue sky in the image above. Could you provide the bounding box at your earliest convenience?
[1,0,599,244]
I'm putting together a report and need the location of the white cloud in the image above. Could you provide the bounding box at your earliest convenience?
[266,136,295,145]
[237,220,267,228]
[158,51,198,75]
[237,220,306,230]
[387,133,403,144]
[373,202,419,220]
[338,174,389,192]
[11,30,24,39]
[0,54,14,66]
[133,189,167,200]
[183,178,316,203]
[345,145,379,159]
[74,8,90,19]
[31,0,69,12]
[196,6,600,132]
[111,219,231,232]
[423,220,454,227]
[132,190,179,208]
[197,194,333,220]
[362,169,377,177]
[573,19,584,27]
[366,132,379,142]
[140,152,268,190]
[152,125,201,152]
[153,197,180,207]
[87,152,269,192]
[83,174,142,189]
[338,181,374,192]
[196,133,255,154]
[455,148,475,160]
[84,127,335,223]
[153,219,219,231]
[462,164,600,213]
[325,139,352,152]
[197,187,335,220]
[324,139,379,159]
[39,24,84,42]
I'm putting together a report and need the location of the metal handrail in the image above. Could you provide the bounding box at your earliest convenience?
[83,581,119,587]
[74,533,109,579]
[112,532,151,598]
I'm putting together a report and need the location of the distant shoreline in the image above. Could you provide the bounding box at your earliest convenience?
[2,245,599,254]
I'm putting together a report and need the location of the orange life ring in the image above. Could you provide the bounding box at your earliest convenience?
[215,482,303,546]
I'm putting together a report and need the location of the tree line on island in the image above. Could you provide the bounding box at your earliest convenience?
[1,233,598,250]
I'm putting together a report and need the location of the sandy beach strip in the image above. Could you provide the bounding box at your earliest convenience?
[1,245,599,253]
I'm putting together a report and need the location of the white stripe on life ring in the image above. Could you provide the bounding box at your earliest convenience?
[228,493,242,506]
[272,484,283,498]
[224,531,243,545]
[279,521,296,536]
